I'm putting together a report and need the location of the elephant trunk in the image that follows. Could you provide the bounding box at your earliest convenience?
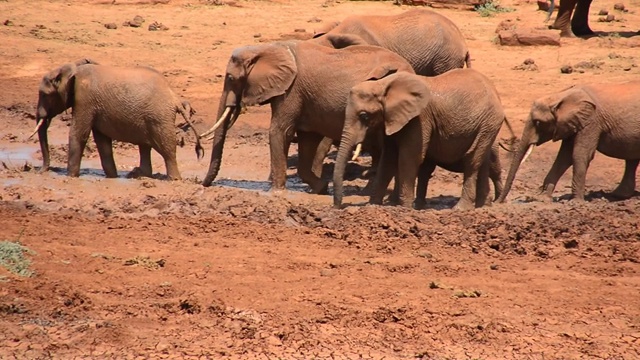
[333,129,364,208]
[497,124,537,203]
[202,90,240,187]
[35,116,51,172]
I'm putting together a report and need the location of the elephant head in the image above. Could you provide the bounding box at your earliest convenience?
[33,58,97,171]
[497,87,596,202]
[200,43,298,187]
[311,22,371,49]
[333,70,430,207]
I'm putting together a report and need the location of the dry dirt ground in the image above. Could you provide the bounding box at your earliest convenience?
[1,0,640,358]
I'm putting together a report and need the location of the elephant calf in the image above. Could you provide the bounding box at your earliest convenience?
[334,69,508,210]
[33,59,203,180]
[498,80,640,202]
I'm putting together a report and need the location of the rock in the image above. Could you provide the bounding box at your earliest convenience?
[613,3,625,11]
[512,58,539,71]
[253,33,261,38]
[495,19,517,33]
[307,17,322,23]
[294,28,306,33]
[560,65,573,74]
[537,0,551,11]
[498,29,561,46]
[598,9,609,15]
[104,23,117,30]
[598,15,615,22]
[3,19,13,26]
[148,22,169,31]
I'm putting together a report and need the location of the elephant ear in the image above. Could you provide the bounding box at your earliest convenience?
[551,88,596,141]
[323,33,368,49]
[242,45,297,106]
[51,63,79,107]
[365,66,398,81]
[382,72,430,136]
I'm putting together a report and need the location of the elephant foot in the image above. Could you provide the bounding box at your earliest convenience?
[310,180,329,195]
[610,186,635,200]
[126,167,151,179]
[414,199,426,210]
[571,24,595,37]
[360,179,376,196]
[452,200,474,211]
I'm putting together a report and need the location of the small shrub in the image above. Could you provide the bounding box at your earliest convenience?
[0,230,35,277]
[476,1,515,17]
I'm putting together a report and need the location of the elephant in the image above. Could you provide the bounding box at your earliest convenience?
[308,9,472,178]
[199,41,415,193]
[310,9,471,76]
[547,0,594,37]
[33,59,203,180]
[498,81,640,203]
[333,69,508,210]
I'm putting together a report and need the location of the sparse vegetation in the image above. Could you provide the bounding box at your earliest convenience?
[0,229,35,277]
[475,1,515,17]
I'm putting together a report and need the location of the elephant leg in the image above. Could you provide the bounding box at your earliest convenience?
[541,138,574,199]
[396,145,422,208]
[370,142,397,205]
[475,156,492,208]
[489,145,503,200]
[570,134,599,201]
[92,129,117,178]
[455,158,480,211]
[153,139,180,180]
[551,0,578,37]
[571,0,595,36]
[415,161,436,210]
[67,114,93,177]
[138,145,153,178]
[611,159,639,199]
[312,137,333,179]
[268,120,294,191]
[297,131,329,194]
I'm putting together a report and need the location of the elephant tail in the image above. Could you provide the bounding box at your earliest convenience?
[498,116,518,153]
[177,101,205,160]
[464,51,472,68]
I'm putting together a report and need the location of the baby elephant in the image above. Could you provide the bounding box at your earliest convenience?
[33,59,203,180]
[334,69,507,210]
[499,80,640,202]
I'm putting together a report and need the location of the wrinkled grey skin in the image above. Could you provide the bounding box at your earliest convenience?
[201,41,415,193]
[498,81,640,202]
[35,60,203,179]
[334,69,507,210]
[310,8,471,75]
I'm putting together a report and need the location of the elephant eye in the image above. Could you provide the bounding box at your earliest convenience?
[533,120,541,127]
[358,111,369,123]
[227,74,235,81]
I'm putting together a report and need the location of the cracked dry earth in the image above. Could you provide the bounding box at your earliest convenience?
[1,0,640,359]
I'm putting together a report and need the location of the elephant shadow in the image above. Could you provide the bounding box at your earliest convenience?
[583,31,640,39]
[558,190,640,202]
[47,166,156,180]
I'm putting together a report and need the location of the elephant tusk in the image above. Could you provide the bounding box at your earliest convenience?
[520,144,535,166]
[28,119,44,139]
[200,107,231,139]
[351,143,362,161]
[226,112,239,130]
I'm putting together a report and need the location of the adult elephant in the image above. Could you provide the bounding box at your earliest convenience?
[199,41,415,193]
[310,9,471,75]
[333,69,507,210]
[548,0,594,37]
[498,81,640,202]
[33,59,203,179]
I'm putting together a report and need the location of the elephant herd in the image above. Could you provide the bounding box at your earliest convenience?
[31,9,640,210]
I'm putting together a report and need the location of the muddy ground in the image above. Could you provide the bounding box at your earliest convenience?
[1,0,640,358]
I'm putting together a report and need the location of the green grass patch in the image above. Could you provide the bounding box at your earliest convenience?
[0,229,35,277]
[475,1,515,17]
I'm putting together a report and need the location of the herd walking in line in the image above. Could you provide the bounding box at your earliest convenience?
[30,8,640,210]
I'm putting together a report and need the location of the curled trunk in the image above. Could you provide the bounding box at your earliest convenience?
[497,129,535,203]
[202,90,240,187]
